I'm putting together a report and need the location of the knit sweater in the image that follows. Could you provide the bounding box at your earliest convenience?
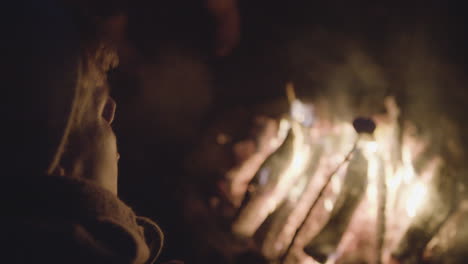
[2,175,163,264]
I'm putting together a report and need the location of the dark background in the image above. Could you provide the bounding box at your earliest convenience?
[105,1,468,262]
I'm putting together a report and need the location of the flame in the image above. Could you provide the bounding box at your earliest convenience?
[273,118,291,149]
[231,112,312,237]
[405,181,428,218]
[324,199,334,212]
[287,83,315,126]
[401,145,416,183]
[291,100,315,126]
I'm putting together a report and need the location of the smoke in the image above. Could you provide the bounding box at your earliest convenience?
[287,25,467,171]
[290,32,389,122]
[284,27,467,262]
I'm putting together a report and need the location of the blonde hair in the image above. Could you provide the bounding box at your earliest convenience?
[73,42,118,128]
[48,37,118,176]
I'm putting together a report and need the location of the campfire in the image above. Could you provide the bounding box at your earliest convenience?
[201,83,460,264]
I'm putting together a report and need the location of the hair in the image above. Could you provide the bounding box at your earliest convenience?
[2,0,122,180]
[53,6,120,177]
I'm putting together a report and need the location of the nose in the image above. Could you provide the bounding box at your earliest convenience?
[103,97,117,125]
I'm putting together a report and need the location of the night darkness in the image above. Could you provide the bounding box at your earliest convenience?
[102,0,468,263]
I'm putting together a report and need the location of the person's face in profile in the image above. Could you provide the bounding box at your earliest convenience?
[59,80,120,195]
[85,83,119,194]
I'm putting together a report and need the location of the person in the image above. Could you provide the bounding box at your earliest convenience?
[1,1,163,263]
[1,0,240,262]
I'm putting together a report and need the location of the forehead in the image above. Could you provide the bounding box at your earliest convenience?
[68,46,115,128]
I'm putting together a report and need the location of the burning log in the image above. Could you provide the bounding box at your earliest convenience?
[302,118,374,263]
[232,120,311,238]
[303,144,368,263]
[232,83,313,238]
[186,86,464,264]
[255,143,324,260]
